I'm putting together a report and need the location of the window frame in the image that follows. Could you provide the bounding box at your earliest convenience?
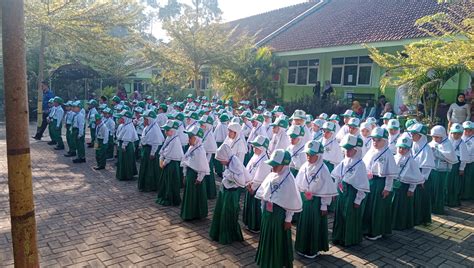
[330,56,373,87]
[287,59,319,86]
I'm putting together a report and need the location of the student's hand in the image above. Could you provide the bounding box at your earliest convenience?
[321,210,328,216]
[246,184,253,194]
[353,203,360,209]
[459,170,464,176]
[382,190,390,199]
[407,191,414,197]
[283,222,292,230]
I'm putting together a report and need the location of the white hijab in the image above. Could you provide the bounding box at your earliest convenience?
[322,132,343,164]
[224,123,248,160]
[295,155,338,197]
[181,137,210,175]
[160,129,184,161]
[388,131,400,155]
[363,140,398,178]
[117,118,138,142]
[269,127,290,154]
[246,149,272,190]
[411,135,436,169]
[394,151,424,185]
[215,144,251,187]
[449,136,469,162]
[248,122,266,144]
[202,124,218,154]
[141,117,165,147]
[214,121,228,143]
[331,147,370,192]
[255,166,303,212]
[429,137,458,166]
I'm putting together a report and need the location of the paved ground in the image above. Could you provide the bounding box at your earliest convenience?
[0,124,473,267]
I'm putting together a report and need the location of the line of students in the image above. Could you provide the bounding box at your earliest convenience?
[42,95,474,267]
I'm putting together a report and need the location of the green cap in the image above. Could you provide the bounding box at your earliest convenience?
[288,125,305,139]
[251,114,264,123]
[450,123,464,133]
[199,115,214,125]
[396,133,413,149]
[322,121,336,132]
[407,123,428,135]
[290,109,306,120]
[185,125,204,138]
[88,99,98,106]
[161,120,180,131]
[137,101,146,109]
[143,110,157,119]
[186,111,200,120]
[265,149,292,167]
[271,105,284,114]
[240,111,252,119]
[250,135,270,150]
[341,109,356,118]
[382,112,395,120]
[119,110,133,119]
[134,107,144,114]
[304,140,324,155]
[387,119,400,130]
[219,113,230,123]
[463,121,474,130]
[270,117,289,129]
[103,107,112,114]
[370,127,388,139]
[174,112,185,121]
[329,114,340,121]
[94,113,102,121]
[112,96,121,103]
[340,134,363,150]
[53,96,64,104]
[347,118,360,128]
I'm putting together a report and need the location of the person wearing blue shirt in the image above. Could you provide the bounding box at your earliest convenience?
[32,81,55,140]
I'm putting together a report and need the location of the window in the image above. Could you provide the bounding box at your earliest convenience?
[331,56,373,86]
[287,59,319,85]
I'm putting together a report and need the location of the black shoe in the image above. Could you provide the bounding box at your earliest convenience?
[93,166,105,170]
[64,152,76,157]
[54,147,64,150]
[47,141,57,145]
[32,136,41,141]
[72,158,86,163]
[87,143,94,148]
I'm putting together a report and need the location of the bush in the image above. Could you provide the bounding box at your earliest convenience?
[283,95,348,118]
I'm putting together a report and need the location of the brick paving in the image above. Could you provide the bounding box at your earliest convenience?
[0,123,473,267]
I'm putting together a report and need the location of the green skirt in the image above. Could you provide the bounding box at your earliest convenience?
[66,125,75,153]
[180,168,208,221]
[106,135,114,159]
[209,188,243,244]
[391,181,415,231]
[244,150,254,166]
[242,190,261,232]
[116,141,137,181]
[446,162,461,207]
[255,203,293,268]
[362,176,392,237]
[461,163,474,200]
[414,179,432,226]
[156,160,182,206]
[137,145,161,192]
[430,170,448,215]
[332,182,365,247]
[213,142,224,176]
[295,194,329,255]
[204,156,217,199]
[95,139,107,168]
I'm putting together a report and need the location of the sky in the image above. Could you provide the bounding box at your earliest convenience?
[151,0,308,39]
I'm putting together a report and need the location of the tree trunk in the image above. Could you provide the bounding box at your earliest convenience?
[194,70,201,97]
[1,0,40,267]
[36,29,46,129]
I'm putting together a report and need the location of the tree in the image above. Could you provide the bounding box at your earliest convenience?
[367,0,473,124]
[25,0,148,126]
[212,46,283,104]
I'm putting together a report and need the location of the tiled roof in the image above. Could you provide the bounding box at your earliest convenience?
[226,2,317,42]
[227,0,462,52]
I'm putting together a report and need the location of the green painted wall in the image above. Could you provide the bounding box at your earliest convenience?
[276,45,467,105]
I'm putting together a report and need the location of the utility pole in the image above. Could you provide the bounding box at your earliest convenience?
[1,0,40,267]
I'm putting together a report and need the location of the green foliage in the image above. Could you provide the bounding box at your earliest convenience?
[367,0,473,124]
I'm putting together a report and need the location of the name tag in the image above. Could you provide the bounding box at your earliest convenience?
[265,201,273,212]
[304,192,313,201]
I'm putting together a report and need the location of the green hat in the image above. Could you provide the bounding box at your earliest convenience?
[158,103,167,112]
[319,113,328,120]
[137,101,146,109]
[143,110,157,119]
[265,149,292,167]
[236,105,245,111]
[288,125,305,139]
[134,107,144,114]
[145,95,152,100]
[463,121,474,130]
[382,112,395,120]
[72,101,82,108]
[263,111,272,118]
[201,96,208,101]
[254,106,264,112]
[304,140,324,155]
[186,111,200,120]
[290,109,306,120]
[161,120,180,131]
[166,97,173,102]
[112,96,121,103]
[312,119,325,128]
[185,125,204,138]
[88,99,98,106]
[370,127,388,139]
[174,112,185,121]
[48,98,54,104]
[94,113,102,121]
[347,118,360,128]
[198,115,214,125]
[186,94,194,99]
[119,110,133,119]
[250,135,270,150]
[329,114,340,121]
[103,107,112,114]
[450,123,464,133]
[407,123,427,135]
[272,105,284,114]
[240,111,252,119]
[387,119,400,130]
[405,119,418,129]
[366,117,377,125]
[98,103,107,110]
[396,133,413,149]
[53,96,64,104]
[270,117,289,129]
[340,134,363,150]
[251,114,264,123]
[341,109,356,118]
[322,121,336,132]
[64,101,72,107]
[306,114,314,123]
[219,113,230,123]
[198,109,206,117]
[260,100,267,107]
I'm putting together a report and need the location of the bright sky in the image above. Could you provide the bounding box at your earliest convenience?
[152,0,308,39]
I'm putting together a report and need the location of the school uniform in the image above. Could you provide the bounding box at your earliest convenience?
[47,105,57,144]
[362,132,398,239]
[361,136,372,157]
[255,162,302,268]
[138,117,164,192]
[94,118,109,169]
[210,144,250,244]
[180,130,210,220]
[388,132,400,155]
[72,109,86,161]
[156,124,184,206]
[87,107,98,145]
[105,116,116,160]
[134,116,145,160]
[243,143,271,233]
[295,149,337,257]
[202,123,218,199]
[322,134,343,172]
[213,120,228,177]
[268,127,290,155]
[65,110,76,155]
[52,105,65,149]
[116,117,138,181]
[461,132,474,200]
[288,140,305,177]
[447,135,468,206]
[224,123,248,163]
